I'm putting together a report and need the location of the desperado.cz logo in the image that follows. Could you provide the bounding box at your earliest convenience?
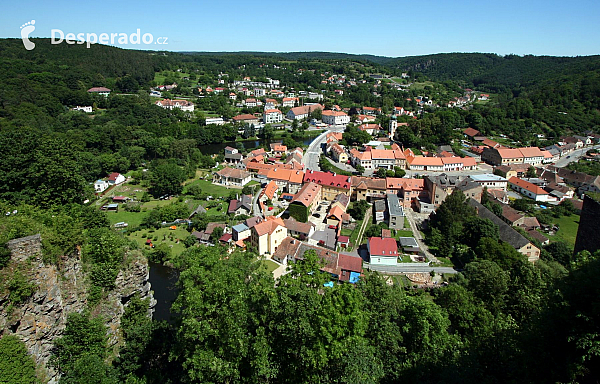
[20,20,168,50]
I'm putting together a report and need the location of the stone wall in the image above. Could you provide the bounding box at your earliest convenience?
[7,233,42,262]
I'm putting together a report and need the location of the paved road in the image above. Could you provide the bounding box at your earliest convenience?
[325,156,356,173]
[302,126,345,171]
[404,208,438,263]
[554,145,600,168]
[366,264,458,274]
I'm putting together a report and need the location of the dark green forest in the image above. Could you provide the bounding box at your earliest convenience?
[1,39,600,383]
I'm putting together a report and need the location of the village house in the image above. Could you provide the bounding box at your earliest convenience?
[387,193,405,229]
[213,167,251,187]
[406,156,444,172]
[283,218,315,240]
[386,178,428,208]
[286,104,323,120]
[259,180,279,205]
[289,182,322,222]
[349,149,373,170]
[509,177,556,202]
[266,168,305,194]
[358,124,381,135]
[232,114,260,125]
[322,110,350,125]
[330,143,348,163]
[263,109,283,124]
[94,179,110,193]
[250,217,288,256]
[108,172,126,186]
[155,99,195,112]
[367,237,399,265]
[468,199,540,262]
[469,174,507,190]
[351,176,387,201]
[282,97,298,108]
[232,223,251,241]
[87,87,111,97]
[303,170,352,200]
[228,195,253,215]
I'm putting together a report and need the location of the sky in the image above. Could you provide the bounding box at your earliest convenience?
[1,0,599,57]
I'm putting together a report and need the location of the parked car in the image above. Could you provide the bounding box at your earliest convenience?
[313,213,321,218]
[328,225,337,229]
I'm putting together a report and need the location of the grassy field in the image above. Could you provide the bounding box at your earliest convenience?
[547,214,580,246]
[105,209,148,228]
[183,178,236,198]
[154,71,190,85]
[409,81,436,91]
[394,229,415,238]
[348,219,364,249]
[258,259,280,274]
[129,226,190,257]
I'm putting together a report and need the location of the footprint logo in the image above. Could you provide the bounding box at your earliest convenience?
[20,20,36,51]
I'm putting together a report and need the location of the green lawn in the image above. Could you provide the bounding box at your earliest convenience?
[399,255,413,263]
[392,275,412,287]
[205,201,229,217]
[258,259,280,274]
[183,178,236,198]
[409,81,435,91]
[105,209,147,228]
[348,219,364,249]
[128,226,190,257]
[547,214,580,246]
[394,229,414,238]
[153,71,190,85]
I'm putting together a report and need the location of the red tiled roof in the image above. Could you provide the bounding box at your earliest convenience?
[368,237,398,256]
[509,177,548,195]
[303,170,351,190]
[463,127,481,137]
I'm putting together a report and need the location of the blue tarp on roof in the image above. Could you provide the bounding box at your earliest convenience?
[349,272,360,284]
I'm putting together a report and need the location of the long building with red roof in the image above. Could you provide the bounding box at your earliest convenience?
[303,170,352,200]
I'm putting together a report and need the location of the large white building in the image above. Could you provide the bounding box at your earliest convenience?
[286,104,323,120]
[263,109,283,124]
[322,110,350,125]
[155,99,195,112]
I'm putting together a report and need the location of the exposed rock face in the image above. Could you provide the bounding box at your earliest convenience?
[0,235,155,383]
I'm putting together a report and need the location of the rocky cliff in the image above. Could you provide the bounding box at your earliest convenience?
[0,234,155,383]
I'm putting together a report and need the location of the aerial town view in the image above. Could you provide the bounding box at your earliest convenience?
[1,1,600,383]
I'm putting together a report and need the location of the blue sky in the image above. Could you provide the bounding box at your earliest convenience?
[2,0,599,57]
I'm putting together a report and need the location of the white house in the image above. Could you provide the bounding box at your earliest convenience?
[155,99,195,112]
[73,106,92,113]
[94,179,110,193]
[87,87,111,97]
[509,177,557,202]
[322,110,350,125]
[205,117,224,125]
[108,173,126,185]
[263,109,283,124]
[367,237,398,266]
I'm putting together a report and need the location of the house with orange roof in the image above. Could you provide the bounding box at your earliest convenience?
[259,181,279,205]
[463,127,481,138]
[351,176,387,201]
[322,110,350,125]
[406,156,444,172]
[155,99,194,112]
[482,147,524,166]
[519,147,545,165]
[263,109,283,124]
[250,217,288,256]
[233,114,260,124]
[481,138,501,148]
[282,97,298,108]
[349,149,373,170]
[326,132,343,143]
[269,143,287,157]
[358,124,381,135]
[289,182,322,222]
[286,104,323,120]
[508,177,556,202]
[370,149,397,169]
[266,168,305,194]
[386,178,427,207]
[330,143,348,163]
[355,114,376,123]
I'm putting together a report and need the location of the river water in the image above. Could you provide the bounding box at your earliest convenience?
[197,135,318,155]
[148,262,180,323]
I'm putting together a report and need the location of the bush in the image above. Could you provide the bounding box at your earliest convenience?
[7,270,36,304]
